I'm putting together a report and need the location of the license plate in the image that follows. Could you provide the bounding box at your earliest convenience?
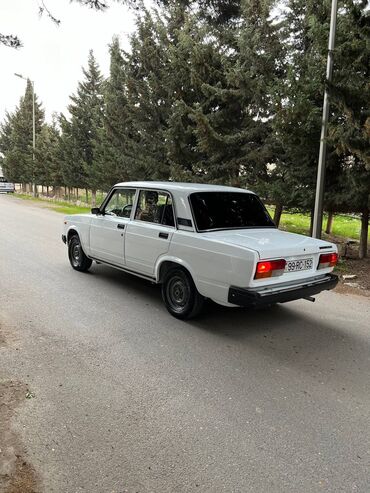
[285,258,313,273]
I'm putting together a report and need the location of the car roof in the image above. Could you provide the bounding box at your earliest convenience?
[114,181,254,194]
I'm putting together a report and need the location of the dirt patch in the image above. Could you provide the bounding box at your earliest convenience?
[334,257,370,297]
[0,318,19,349]
[0,380,41,493]
[0,333,6,348]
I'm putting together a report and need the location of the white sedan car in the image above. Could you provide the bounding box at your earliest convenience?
[62,182,338,319]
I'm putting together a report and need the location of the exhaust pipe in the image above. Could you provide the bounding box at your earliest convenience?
[304,296,315,302]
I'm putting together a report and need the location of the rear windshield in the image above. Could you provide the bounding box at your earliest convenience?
[190,192,275,232]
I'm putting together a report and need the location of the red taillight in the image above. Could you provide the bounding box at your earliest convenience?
[255,259,286,279]
[318,252,338,269]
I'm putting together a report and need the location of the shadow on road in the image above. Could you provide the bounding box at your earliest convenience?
[86,264,369,392]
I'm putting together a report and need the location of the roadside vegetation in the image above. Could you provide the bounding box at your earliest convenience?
[265,207,366,241]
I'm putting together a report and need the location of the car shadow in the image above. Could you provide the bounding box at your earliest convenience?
[89,264,369,392]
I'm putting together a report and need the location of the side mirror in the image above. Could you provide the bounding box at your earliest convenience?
[91,207,101,215]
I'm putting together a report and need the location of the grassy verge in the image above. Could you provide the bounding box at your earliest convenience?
[9,193,91,214]
[266,207,365,241]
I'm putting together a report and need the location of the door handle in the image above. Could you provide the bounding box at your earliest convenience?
[117,224,125,229]
[158,232,169,239]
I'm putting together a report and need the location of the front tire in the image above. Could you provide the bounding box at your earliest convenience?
[68,234,92,272]
[162,267,204,319]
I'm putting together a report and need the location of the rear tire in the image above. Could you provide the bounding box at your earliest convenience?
[68,234,92,272]
[162,267,204,319]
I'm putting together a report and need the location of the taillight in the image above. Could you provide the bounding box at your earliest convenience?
[318,252,338,269]
[254,259,286,279]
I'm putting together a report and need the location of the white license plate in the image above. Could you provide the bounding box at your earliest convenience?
[285,258,313,273]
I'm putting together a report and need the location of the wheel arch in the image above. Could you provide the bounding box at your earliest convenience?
[156,257,198,286]
[67,227,79,243]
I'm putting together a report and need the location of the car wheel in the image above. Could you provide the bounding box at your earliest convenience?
[162,267,204,319]
[68,234,92,272]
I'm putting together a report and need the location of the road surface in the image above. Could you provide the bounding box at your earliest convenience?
[0,194,369,493]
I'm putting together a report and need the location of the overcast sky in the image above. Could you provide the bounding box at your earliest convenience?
[0,0,137,122]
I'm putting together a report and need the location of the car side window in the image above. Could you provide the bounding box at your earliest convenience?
[104,189,136,218]
[134,190,175,227]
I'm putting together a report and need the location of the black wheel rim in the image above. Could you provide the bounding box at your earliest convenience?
[166,275,190,313]
[70,239,81,267]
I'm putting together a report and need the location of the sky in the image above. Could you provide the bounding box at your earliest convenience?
[0,0,137,122]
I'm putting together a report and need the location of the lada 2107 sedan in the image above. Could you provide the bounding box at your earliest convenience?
[62,182,338,319]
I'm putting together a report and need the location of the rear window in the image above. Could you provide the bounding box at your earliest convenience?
[190,192,275,232]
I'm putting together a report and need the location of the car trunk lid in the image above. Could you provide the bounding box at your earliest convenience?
[202,228,331,258]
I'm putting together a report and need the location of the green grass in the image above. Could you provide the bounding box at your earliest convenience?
[48,204,91,214]
[9,193,91,214]
[266,207,365,241]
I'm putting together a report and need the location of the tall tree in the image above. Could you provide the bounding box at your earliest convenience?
[34,117,62,193]
[167,0,283,187]
[93,37,131,189]
[121,9,173,180]
[329,0,370,257]
[60,50,105,202]
[0,80,44,187]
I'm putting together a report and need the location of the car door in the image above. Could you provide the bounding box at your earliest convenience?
[89,188,136,267]
[125,189,175,276]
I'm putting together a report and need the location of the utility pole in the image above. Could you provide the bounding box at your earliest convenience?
[312,0,338,238]
[14,73,37,197]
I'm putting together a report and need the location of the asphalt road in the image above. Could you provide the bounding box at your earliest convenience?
[0,194,369,493]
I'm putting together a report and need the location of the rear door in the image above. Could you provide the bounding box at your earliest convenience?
[89,188,136,267]
[125,189,175,276]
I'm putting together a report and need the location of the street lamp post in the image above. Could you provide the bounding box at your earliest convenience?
[14,73,37,197]
[312,0,338,238]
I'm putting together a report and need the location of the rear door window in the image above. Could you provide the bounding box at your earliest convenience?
[135,190,175,227]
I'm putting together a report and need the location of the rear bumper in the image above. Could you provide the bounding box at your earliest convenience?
[228,273,338,307]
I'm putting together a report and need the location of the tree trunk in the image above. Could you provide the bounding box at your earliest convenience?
[76,188,79,200]
[85,189,89,204]
[46,186,49,197]
[64,186,67,199]
[91,190,97,207]
[68,187,71,201]
[359,207,369,259]
[273,203,283,227]
[325,212,334,234]
[309,208,315,237]
[41,185,44,195]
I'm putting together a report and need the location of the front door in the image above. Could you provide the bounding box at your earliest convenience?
[125,189,175,275]
[89,188,136,267]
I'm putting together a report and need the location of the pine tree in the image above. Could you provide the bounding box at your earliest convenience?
[329,0,370,257]
[0,111,15,179]
[93,37,131,189]
[122,10,173,180]
[167,1,283,187]
[34,117,62,193]
[271,0,331,216]
[60,50,105,202]
[0,80,44,187]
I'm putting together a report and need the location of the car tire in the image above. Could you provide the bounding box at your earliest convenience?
[162,267,204,319]
[68,234,92,272]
